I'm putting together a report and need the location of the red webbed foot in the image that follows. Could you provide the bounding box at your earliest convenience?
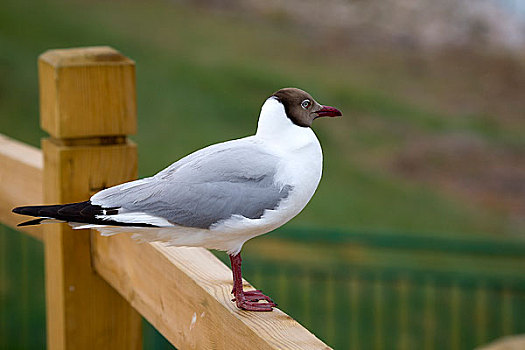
[232,289,277,308]
[229,253,276,312]
[235,294,275,311]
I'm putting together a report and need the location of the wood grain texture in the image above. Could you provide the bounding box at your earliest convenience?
[40,46,142,350]
[43,139,142,350]
[39,46,136,138]
[0,134,43,240]
[92,234,332,350]
[5,45,332,349]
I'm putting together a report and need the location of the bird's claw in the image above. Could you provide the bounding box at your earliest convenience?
[237,299,274,311]
[231,289,276,311]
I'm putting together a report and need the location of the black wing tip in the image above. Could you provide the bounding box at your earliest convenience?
[13,204,49,215]
[17,218,46,227]
[12,202,160,228]
[12,202,91,216]
[12,206,25,214]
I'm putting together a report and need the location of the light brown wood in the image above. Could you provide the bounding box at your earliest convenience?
[1,46,333,349]
[93,234,332,350]
[0,134,43,240]
[39,46,136,138]
[40,47,142,350]
[42,138,142,350]
[477,335,525,350]
[0,136,333,350]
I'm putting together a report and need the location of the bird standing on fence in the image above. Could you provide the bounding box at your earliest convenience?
[13,88,341,311]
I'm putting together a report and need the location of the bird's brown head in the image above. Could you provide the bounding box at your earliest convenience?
[271,88,342,127]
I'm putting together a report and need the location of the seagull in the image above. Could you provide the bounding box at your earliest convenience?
[13,87,342,311]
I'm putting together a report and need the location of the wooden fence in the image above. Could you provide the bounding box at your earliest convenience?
[0,46,330,350]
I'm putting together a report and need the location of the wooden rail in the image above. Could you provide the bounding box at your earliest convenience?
[0,134,43,240]
[0,46,331,349]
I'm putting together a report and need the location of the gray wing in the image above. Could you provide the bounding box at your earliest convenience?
[91,141,292,229]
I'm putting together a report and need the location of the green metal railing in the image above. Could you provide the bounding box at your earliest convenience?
[243,259,525,349]
[238,228,525,349]
[2,224,525,349]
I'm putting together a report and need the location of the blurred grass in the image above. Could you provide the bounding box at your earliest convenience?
[0,227,45,349]
[0,0,517,237]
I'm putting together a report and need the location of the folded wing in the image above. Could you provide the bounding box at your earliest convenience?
[90,141,292,229]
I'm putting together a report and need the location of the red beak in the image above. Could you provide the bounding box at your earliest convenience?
[316,105,342,118]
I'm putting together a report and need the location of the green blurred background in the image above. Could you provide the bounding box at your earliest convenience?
[1,0,524,349]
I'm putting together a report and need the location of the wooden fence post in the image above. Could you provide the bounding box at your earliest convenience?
[39,46,142,349]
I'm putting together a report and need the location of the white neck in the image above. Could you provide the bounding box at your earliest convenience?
[255,97,319,150]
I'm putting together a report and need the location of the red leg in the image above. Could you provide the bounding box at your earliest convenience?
[229,253,276,311]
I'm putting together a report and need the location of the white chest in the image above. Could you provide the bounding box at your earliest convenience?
[275,138,323,215]
[254,98,324,220]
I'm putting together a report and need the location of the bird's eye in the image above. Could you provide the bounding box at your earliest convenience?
[301,99,311,109]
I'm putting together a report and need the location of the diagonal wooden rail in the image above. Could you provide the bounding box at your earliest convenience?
[0,46,331,350]
[0,134,43,240]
